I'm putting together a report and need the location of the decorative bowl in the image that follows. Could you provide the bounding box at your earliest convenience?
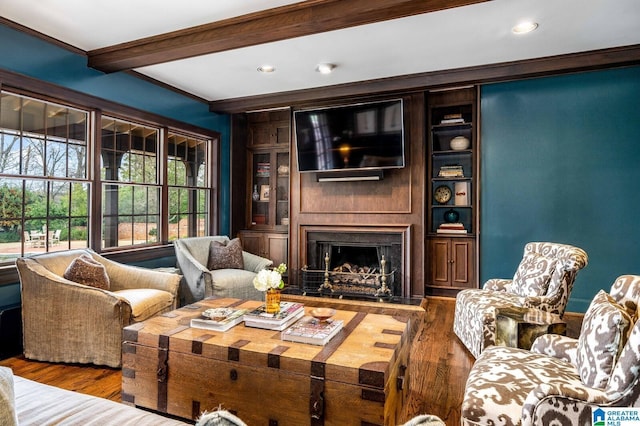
[310,308,336,322]
[202,307,234,321]
[450,136,470,151]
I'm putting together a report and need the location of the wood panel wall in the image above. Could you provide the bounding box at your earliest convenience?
[289,92,427,297]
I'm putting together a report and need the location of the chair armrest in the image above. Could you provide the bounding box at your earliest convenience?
[530,334,578,364]
[483,278,512,292]
[242,251,273,273]
[521,382,608,426]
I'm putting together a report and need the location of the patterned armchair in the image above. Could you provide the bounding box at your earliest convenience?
[461,275,640,425]
[454,242,588,358]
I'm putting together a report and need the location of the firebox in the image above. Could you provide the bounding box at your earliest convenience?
[302,229,404,299]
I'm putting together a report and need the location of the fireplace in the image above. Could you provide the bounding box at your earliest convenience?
[301,228,406,299]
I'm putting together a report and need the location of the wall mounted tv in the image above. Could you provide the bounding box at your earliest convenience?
[295,99,405,174]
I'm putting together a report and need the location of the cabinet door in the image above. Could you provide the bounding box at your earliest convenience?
[239,231,264,258]
[428,238,451,286]
[451,239,475,287]
[265,233,288,266]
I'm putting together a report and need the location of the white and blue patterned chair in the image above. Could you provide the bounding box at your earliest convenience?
[454,242,588,358]
[461,274,640,425]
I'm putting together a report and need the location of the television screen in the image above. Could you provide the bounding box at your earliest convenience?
[295,99,405,173]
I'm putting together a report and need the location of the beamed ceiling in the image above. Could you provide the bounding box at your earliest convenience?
[2,0,640,112]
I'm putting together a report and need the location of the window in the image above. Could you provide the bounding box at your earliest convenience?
[167,131,211,240]
[0,88,218,266]
[100,116,161,249]
[0,92,90,262]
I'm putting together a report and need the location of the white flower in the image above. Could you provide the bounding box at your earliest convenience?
[253,269,283,291]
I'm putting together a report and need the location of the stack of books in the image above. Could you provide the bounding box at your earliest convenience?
[440,113,465,124]
[244,302,305,331]
[438,165,464,177]
[437,223,468,234]
[281,317,344,346]
[190,308,248,332]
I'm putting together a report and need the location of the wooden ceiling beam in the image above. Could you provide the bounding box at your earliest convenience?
[87,0,486,73]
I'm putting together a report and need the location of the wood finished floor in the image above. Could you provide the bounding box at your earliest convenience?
[0,297,583,425]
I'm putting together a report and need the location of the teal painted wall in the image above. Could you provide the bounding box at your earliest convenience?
[0,24,231,235]
[480,66,640,312]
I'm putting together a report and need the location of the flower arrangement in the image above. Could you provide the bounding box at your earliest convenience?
[253,263,287,292]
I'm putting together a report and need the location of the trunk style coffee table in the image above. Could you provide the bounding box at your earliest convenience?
[121,295,424,426]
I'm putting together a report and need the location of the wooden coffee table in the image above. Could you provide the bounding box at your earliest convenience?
[121,295,424,426]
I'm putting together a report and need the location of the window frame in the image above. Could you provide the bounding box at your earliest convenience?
[0,81,220,276]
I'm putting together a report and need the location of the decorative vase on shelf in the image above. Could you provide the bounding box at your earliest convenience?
[444,209,460,223]
[450,136,470,151]
[265,288,281,314]
[252,185,260,201]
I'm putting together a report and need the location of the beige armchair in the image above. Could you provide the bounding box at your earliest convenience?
[16,248,180,368]
[454,242,588,358]
[174,236,273,304]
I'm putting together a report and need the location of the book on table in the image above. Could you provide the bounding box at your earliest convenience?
[244,301,305,331]
[281,317,344,346]
[190,308,248,332]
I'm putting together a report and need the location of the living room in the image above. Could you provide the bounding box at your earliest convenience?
[0,1,639,424]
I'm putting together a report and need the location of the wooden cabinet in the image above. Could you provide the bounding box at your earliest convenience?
[239,109,291,266]
[426,87,479,293]
[427,237,475,288]
[238,230,288,266]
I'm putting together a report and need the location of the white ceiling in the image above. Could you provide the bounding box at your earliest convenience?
[2,0,640,103]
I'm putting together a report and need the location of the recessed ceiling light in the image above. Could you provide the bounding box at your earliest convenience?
[512,21,538,35]
[316,63,336,74]
[257,65,275,73]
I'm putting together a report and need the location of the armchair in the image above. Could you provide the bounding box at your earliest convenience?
[461,275,640,425]
[16,249,180,367]
[174,236,273,304]
[454,242,588,358]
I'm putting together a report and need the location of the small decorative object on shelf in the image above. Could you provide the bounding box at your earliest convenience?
[450,136,470,150]
[440,113,465,124]
[253,263,287,313]
[444,209,460,223]
[454,182,469,205]
[252,185,260,201]
[434,185,452,204]
[438,165,464,177]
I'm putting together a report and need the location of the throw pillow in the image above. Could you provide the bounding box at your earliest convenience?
[576,290,632,389]
[207,238,244,270]
[512,253,557,297]
[196,409,248,426]
[63,254,110,290]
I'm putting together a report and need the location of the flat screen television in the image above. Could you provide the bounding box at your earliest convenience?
[295,99,405,173]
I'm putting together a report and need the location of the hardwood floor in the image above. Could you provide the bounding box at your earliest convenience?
[0,297,583,425]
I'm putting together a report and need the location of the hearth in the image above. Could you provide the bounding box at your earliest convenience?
[302,229,404,299]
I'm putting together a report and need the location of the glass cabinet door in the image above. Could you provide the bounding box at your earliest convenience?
[275,152,289,227]
[251,152,271,226]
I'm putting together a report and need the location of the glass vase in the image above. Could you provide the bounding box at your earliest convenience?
[265,288,281,314]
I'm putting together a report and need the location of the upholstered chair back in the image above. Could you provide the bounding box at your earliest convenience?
[513,242,588,315]
[25,248,92,277]
[175,236,230,269]
[605,275,640,406]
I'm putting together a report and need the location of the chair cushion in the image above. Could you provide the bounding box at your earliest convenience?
[63,254,110,290]
[114,289,174,322]
[512,253,557,297]
[207,238,244,270]
[576,290,632,389]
